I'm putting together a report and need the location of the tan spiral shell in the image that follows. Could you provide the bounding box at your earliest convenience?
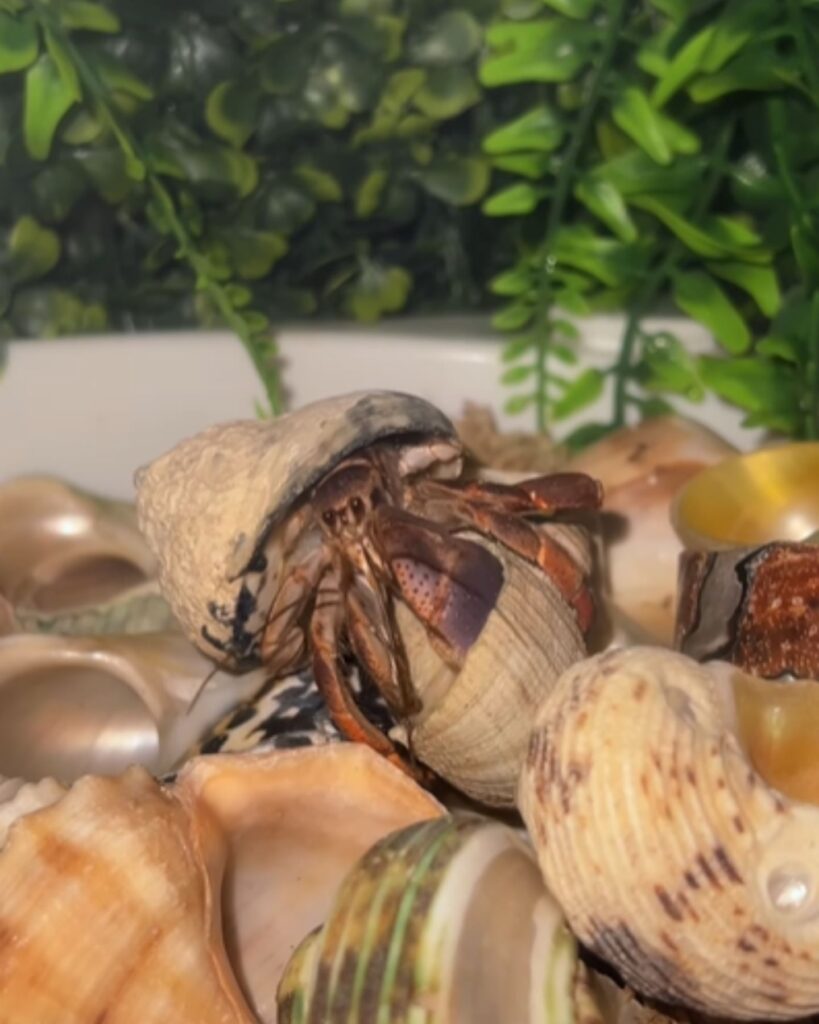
[519,646,819,1021]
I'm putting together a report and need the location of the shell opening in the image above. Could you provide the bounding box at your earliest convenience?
[0,663,159,782]
[19,554,149,612]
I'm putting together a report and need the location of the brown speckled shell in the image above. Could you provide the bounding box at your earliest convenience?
[134,392,457,664]
[518,646,819,1021]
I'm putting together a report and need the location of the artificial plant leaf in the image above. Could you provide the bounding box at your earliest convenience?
[707,261,780,316]
[699,355,797,417]
[85,49,153,100]
[148,130,258,198]
[688,47,792,102]
[552,225,647,287]
[8,216,61,283]
[480,19,596,86]
[540,0,595,19]
[413,67,480,119]
[73,147,131,203]
[483,105,563,154]
[482,181,545,215]
[24,54,77,160]
[501,364,536,385]
[355,168,388,216]
[206,80,258,148]
[672,270,750,354]
[639,331,705,399]
[354,68,425,143]
[410,10,481,65]
[33,163,89,222]
[416,156,490,205]
[490,266,531,296]
[551,368,604,420]
[791,221,819,287]
[651,24,716,107]
[630,195,766,260]
[563,421,613,451]
[43,30,81,102]
[489,152,553,179]
[730,152,785,209]
[345,262,412,320]
[574,177,637,242]
[504,393,536,415]
[221,227,288,279]
[646,0,692,20]
[502,333,537,361]
[61,1,120,33]
[612,87,699,165]
[0,11,37,74]
[492,302,533,330]
[11,287,107,337]
[61,109,103,145]
[757,335,799,363]
[294,165,343,201]
[591,148,705,197]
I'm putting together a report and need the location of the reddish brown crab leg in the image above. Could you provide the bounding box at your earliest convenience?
[417,472,603,516]
[309,568,421,779]
[260,548,329,674]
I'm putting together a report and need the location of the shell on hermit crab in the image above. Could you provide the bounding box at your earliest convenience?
[0,745,442,1024]
[277,813,578,1024]
[135,391,592,806]
[0,631,266,782]
[0,476,173,635]
[519,645,819,1021]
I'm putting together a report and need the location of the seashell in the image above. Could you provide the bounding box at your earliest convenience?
[568,417,735,644]
[0,475,175,634]
[671,441,819,552]
[277,812,577,1023]
[0,631,266,782]
[519,645,819,1020]
[393,532,587,806]
[675,542,819,680]
[0,744,441,1023]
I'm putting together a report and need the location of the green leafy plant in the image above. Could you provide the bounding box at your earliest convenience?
[0,0,817,438]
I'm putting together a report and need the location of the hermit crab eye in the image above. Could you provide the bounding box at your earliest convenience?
[370,489,383,507]
[322,510,336,527]
[350,497,365,520]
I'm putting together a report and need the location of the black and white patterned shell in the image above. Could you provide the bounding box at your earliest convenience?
[135,391,458,666]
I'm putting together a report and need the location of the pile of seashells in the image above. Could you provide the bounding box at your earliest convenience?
[1,390,818,1024]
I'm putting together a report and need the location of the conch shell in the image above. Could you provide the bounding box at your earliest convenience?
[519,646,819,1020]
[0,745,441,1023]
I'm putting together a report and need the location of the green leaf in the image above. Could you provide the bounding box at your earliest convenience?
[639,331,705,399]
[8,215,60,283]
[33,163,88,222]
[11,287,107,338]
[345,262,412,321]
[574,177,636,242]
[540,0,595,18]
[646,0,691,20]
[552,225,648,287]
[699,355,797,415]
[221,228,288,280]
[492,302,533,330]
[791,222,819,287]
[504,393,536,415]
[612,87,699,165]
[61,109,103,145]
[688,47,792,102]
[551,368,604,420]
[563,421,613,451]
[483,105,563,154]
[416,156,490,205]
[652,24,716,107]
[501,363,536,384]
[73,147,131,203]
[482,181,545,216]
[0,11,37,74]
[502,333,537,361]
[355,168,389,217]
[630,195,765,260]
[206,80,258,148]
[672,270,750,354]
[61,1,120,32]
[489,152,554,179]
[295,165,343,202]
[44,30,81,102]
[86,50,153,100]
[490,266,531,296]
[413,67,480,120]
[24,54,78,160]
[757,336,799,363]
[480,19,596,86]
[410,10,481,65]
[707,261,780,316]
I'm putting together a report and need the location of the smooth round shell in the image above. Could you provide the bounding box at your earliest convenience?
[0,745,441,1023]
[278,813,577,1024]
[394,529,588,806]
[519,646,819,1020]
[135,391,458,665]
[671,442,819,551]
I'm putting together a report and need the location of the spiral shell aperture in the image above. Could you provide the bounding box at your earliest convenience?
[518,646,819,1021]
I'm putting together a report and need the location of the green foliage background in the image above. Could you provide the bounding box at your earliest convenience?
[1,0,818,438]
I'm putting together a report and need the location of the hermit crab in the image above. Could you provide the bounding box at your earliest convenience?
[136,391,600,793]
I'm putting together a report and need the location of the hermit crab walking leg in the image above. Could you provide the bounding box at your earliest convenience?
[309,563,415,775]
[260,546,330,676]
[413,473,601,632]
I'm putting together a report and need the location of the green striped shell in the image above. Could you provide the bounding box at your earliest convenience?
[277,814,576,1024]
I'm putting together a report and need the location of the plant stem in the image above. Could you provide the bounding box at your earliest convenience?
[532,0,630,432]
[610,119,735,425]
[32,3,284,415]
[786,0,819,103]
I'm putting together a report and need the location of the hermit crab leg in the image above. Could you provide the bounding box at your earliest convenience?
[309,564,417,776]
[412,477,598,632]
[259,546,330,675]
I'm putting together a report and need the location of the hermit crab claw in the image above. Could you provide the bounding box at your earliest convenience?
[519,646,819,1021]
